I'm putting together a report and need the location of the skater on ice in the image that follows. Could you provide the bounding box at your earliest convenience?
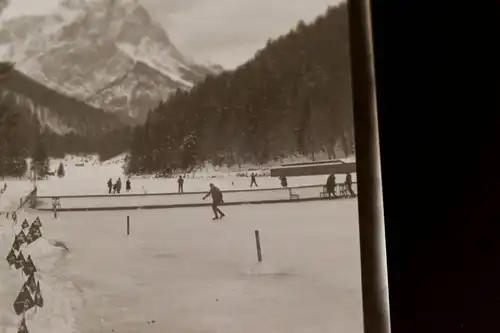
[107,178,113,194]
[250,173,258,188]
[202,183,226,220]
[126,179,131,192]
[178,175,184,193]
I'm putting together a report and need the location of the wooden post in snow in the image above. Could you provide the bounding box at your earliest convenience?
[127,216,130,235]
[255,230,263,262]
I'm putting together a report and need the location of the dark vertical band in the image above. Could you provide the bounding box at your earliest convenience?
[347,0,391,332]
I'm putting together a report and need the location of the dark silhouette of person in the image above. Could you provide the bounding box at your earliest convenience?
[116,178,122,194]
[326,174,336,197]
[203,183,225,220]
[280,176,288,188]
[126,179,131,192]
[250,173,258,188]
[178,176,184,193]
[345,173,355,197]
[107,178,113,194]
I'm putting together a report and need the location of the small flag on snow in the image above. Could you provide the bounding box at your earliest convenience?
[15,251,26,270]
[22,256,37,276]
[6,248,16,266]
[13,284,34,315]
[17,316,29,333]
[12,238,20,251]
[32,217,42,228]
[26,274,37,294]
[25,231,34,245]
[21,219,29,229]
[16,231,26,246]
[28,225,42,241]
[34,281,43,308]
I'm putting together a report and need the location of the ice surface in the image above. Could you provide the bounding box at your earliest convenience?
[40,200,362,333]
[1,155,363,333]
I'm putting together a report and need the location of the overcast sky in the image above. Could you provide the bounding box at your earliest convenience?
[1,0,344,69]
[142,0,344,69]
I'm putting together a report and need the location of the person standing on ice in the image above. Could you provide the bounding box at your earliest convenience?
[178,175,184,193]
[203,183,226,220]
[279,175,288,188]
[107,178,113,194]
[326,174,336,197]
[345,173,355,197]
[126,179,131,192]
[250,173,258,188]
[116,178,122,194]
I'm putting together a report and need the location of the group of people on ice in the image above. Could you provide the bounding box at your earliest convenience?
[101,171,354,220]
[325,173,355,198]
[107,178,132,194]
[279,173,355,198]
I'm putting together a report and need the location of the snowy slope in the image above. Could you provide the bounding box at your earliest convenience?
[0,207,82,333]
[0,0,223,122]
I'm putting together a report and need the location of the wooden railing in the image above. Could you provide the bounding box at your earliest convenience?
[37,182,357,200]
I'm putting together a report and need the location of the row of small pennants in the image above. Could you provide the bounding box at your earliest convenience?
[0,211,18,221]
[8,217,43,250]
[4,216,45,333]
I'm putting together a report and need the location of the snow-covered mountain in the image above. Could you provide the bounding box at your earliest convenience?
[0,0,223,122]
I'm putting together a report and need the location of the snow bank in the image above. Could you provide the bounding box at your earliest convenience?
[0,207,81,333]
[0,179,34,212]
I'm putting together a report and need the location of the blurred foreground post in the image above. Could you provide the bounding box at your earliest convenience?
[348,0,390,332]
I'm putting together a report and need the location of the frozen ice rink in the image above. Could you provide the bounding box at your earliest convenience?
[0,156,363,333]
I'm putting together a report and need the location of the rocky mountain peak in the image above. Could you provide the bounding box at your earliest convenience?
[0,0,223,123]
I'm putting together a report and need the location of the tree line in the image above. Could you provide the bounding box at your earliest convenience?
[127,3,354,175]
[0,100,133,177]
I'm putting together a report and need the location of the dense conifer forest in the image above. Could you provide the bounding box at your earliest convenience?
[127,3,354,174]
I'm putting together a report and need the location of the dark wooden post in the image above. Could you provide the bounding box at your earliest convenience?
[255,230,262,262]
[127,216,130,235]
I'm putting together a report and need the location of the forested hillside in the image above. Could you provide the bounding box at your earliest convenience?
[127,3,353,174]
[0,101,132,177]
[0,61,133,177]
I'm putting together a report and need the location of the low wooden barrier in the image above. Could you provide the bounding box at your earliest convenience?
[270,161,356,177]
[34,183,358,212]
